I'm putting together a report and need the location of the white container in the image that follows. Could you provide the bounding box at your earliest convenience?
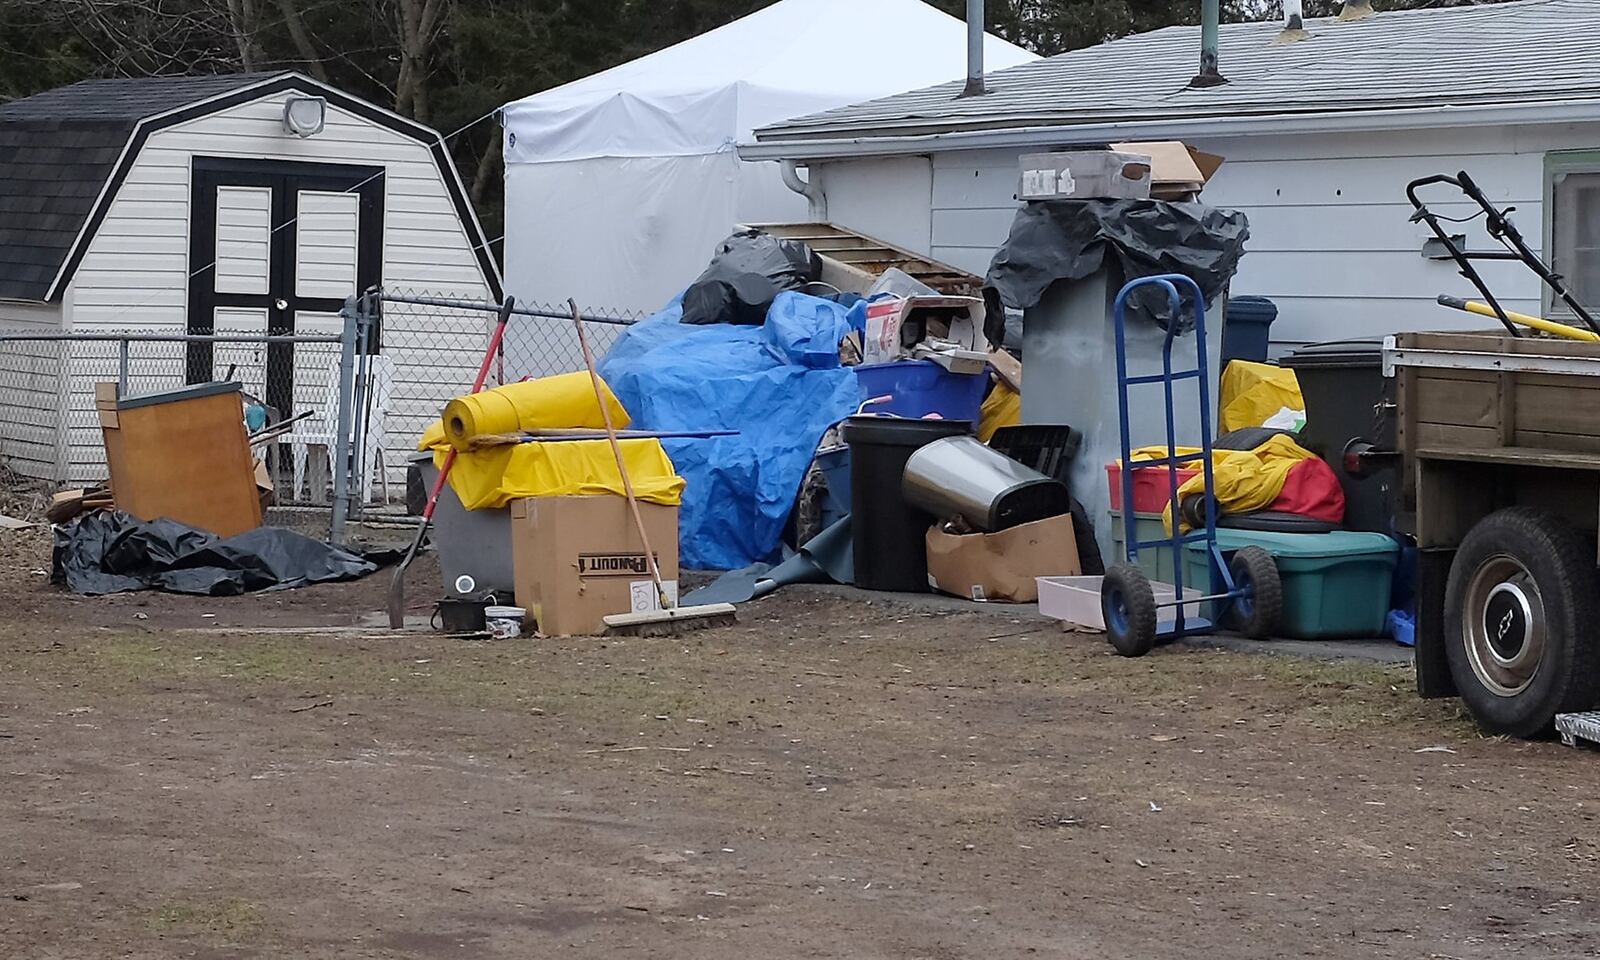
[484,605,526,640]
[1036,575,1202,631]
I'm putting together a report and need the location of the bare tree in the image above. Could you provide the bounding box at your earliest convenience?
[274,0,330,81]
[391,0,449,121]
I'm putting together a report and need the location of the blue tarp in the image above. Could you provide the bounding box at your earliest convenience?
[598,292,863,570]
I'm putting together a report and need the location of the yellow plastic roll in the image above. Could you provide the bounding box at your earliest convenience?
[440,371,630,450]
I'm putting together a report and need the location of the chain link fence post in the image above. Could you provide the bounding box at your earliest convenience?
[329,297,362,545]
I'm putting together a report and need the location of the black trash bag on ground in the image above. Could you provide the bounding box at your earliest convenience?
[53,510,384,596]
[982,199,1250,346]
[681,229,822,326]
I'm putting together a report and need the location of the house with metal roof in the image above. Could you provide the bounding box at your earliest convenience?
[741,0,1600,350]
[0,72,500,483]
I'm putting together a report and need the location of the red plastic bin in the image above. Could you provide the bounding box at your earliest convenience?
[1106,462,1202,514]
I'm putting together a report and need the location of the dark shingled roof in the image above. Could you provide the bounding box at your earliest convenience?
[0,73,282,302]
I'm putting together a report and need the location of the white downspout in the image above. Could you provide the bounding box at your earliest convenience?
[781,160,827,222]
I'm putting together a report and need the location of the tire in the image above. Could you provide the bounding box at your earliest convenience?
[1226,546,1282,639]
[1443,507,1600,738]
[1102,563,1158,658]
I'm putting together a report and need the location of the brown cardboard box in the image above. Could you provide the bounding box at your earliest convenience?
[925,513,1081,603]
[1110,141,1225,199]
[510,495,679,637]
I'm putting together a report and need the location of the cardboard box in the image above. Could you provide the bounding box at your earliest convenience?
[510,495,679,637]
[1110,141,1224,200]
[925,513,1081,603]
[863,295,983,366]
[1019,151,1153,201]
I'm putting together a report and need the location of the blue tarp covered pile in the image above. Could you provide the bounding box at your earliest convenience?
[598,292,863,570]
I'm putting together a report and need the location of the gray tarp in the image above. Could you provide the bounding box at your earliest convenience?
[982,199,1251,345]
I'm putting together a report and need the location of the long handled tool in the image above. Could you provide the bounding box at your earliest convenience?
[1436,296,1599,342]
[1409,171,1600,338]
[567,299,735,636]
[387,297,518,628]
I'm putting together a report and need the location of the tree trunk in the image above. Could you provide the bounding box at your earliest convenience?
[275,0,330,82]
[225,0,260,71]
[392,0,447,120]
[471,133,500,207]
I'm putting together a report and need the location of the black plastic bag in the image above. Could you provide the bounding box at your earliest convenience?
[53,510,385,596]
[982,199,1250,346]
[681,229,822,326]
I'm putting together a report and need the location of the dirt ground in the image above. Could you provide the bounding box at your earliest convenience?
[3,526,1600,959]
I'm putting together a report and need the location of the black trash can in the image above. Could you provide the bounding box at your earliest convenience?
[1280,340,1396,534]
[1221,296,1278,367]
[840,416,972,592]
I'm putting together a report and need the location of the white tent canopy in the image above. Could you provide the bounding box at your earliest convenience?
[500,0,1035,321]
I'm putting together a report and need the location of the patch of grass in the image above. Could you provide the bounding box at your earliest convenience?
[149,897,263,940]
[10,628,728,728]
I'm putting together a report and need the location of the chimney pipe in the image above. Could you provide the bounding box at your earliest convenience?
[1277,0,1311,44]
[1190,0,1226,88]
[962,0,986,97]
[1338,0,1375,21]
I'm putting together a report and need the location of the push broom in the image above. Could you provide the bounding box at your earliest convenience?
[568,300,736,636]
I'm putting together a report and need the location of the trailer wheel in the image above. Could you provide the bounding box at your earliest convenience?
[1102,563,1157,658]
[1443,507,1600,738]
[1226,546,1282,639]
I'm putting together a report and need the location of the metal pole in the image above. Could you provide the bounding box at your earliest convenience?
[348,297,376,518]
[1191,0,1226,88]
[117,338,130,397]
[961,0,985,98]
[329,297,360,546]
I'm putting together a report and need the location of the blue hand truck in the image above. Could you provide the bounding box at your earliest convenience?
[1099,274,1282,657]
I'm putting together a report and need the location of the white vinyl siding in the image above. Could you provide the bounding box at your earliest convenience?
[52,85,495,483]
[813,120,1600,352]
[0,301,66,481]
[214,185,272,295]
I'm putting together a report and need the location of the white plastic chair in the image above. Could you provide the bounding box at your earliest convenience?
[285,354,396,504]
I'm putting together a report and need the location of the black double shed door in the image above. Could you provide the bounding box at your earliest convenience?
[187,156,384,417]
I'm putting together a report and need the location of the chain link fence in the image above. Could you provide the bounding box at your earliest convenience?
[0,290,644,533]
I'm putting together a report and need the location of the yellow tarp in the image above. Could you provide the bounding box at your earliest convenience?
[427,438,684,511]
[1219,361,1303,433]
[419,371,682,510]
[1130,433,1318,533]
[978,380,1022,443]
[436,372,630,451]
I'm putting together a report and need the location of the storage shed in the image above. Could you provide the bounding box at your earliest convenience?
[742,0,1600,352]
[0,72,501,484]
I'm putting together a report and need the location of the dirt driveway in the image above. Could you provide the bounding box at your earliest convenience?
[2,529,1599,959]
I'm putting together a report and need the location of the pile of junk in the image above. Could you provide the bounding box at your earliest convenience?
[408,141,1412,646]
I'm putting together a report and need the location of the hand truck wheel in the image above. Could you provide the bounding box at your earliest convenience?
[1102,562,1158,657]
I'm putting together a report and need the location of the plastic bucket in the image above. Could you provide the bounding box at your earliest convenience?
[484,605,526,640]
[854,360,987,422]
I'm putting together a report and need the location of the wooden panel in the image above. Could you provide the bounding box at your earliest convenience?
[103,386,261,537]
[1515,430,1600,455]
[1411,370,1498,429]
[1414,422,1499,449]
[1516,382,1600,437]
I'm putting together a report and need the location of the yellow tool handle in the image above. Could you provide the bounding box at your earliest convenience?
[1438,295,1599,341]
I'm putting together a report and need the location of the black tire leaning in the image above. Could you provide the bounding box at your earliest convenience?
[1227,546,1283,639]
[1102,562,1158,658]
[1443,507,1600,738]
